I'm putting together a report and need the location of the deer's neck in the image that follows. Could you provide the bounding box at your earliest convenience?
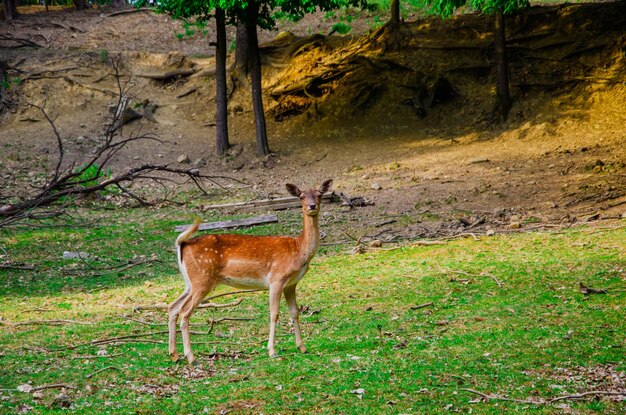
[297,213,319,264]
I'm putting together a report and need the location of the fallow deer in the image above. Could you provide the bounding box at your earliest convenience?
[168,179,333,364]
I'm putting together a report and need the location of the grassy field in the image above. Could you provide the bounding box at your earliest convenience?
[1,208,625,414]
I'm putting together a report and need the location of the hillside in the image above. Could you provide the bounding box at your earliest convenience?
[1,2,625,239]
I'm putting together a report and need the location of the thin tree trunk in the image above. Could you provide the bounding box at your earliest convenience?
[245,3,270,156]
[1,60,8,112]
[3,0,18,21]
[72,0,89,10]
[493,9,512,121]
[214,7,230,155]
[233,20,249,88]
[390,0,400,25]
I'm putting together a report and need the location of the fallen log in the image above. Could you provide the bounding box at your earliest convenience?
[201,192,337,211]
[134,69,197,80]
[174,214,278,232]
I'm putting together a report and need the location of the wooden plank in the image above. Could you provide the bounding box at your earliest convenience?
[203,192,336,211]
[174,214,278,232]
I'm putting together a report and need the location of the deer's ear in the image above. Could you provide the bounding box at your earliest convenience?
[319,179,333,194]
[286,183,301,197]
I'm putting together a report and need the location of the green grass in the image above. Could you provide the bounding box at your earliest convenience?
[1,209,625,414]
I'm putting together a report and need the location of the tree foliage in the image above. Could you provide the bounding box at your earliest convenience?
[419,0,528,17]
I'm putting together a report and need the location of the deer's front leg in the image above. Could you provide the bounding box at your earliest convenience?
[268,283,284,358]
[284,284,306,353]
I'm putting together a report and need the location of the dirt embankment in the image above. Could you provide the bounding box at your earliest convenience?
[1,2,625,241]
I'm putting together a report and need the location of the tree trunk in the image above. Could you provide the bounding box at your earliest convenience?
[1,60,8,113]
[493,9,512,121]
[245,3,270,156]
[390,0,400,26]
[72,0,89,10]
[214,7,230,155]
[3,0,18,21]
[232,20,249,88]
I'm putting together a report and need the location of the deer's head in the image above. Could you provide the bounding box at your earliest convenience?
[286,179,333,217]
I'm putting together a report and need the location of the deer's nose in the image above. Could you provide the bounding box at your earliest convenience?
[308,204,317,210]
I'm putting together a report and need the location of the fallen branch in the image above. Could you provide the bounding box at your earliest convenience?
[410,302,434,310]
[201,192,336,211]
[135,69,197,80]
[0,263,35,270]
[106,7,155,18]
[86,366,121,379]
[484,273,503,288]
[462,388,626,404]
[0,34,42,48]
[133,298,243,311]
[71,352,125,359]
[11,319,93,327]
[63,257,159,278]
[174,215,278,232]
[579,282,607,295]
[411,240,447,246]
[198,298,243,309]
[1,383,79,393]
[0,58,240,227]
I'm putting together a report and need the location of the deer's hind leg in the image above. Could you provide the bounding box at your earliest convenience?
[179,281,218,365]
[168,288,190,361]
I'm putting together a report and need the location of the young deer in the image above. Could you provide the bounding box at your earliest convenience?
[169,179,333,364]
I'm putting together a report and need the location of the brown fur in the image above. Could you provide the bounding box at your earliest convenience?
[168,179,333,363]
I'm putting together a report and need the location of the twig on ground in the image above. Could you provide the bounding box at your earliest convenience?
[207,317,255,335]
[0,384,79,392]
[11,319,93,327]
[106,7,155,17]
[204,289,260,301]
[483,273,503,288]
[411,240,447,246]
[71,352,125,360]
[86,366,121,379]
[0,263,35,270]
[462,388,626,404]
[410,302,434,310]
[133,298,243,311]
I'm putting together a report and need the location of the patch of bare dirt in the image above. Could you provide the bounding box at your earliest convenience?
[1,3,625,240]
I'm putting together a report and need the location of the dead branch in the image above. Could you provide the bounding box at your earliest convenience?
[0,58,241,227]
[462,388,534,404]
[132,298,243,312]
[106,7,156,18]
[63,257,159,278]
[85,366,121,379]
[0,34,42,48]
[175,215,278,232]
[411,240,447,246]
[207,317,255,335]
[198,298,243,309]
[548,390,626,402]
[134,68,197,80]
[0,263,35,270]
[484,273,503,288]
[11,319,93,327]
[205,289,261,301]
[410,302,434,310]
[0,383,79,393]
[462,388,626,404]
[71,352,125,359]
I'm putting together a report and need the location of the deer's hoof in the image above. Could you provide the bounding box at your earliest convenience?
[170,352,180,362]
[299,345,308,354]
[269,352,278,359]
[185,355,197,365]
